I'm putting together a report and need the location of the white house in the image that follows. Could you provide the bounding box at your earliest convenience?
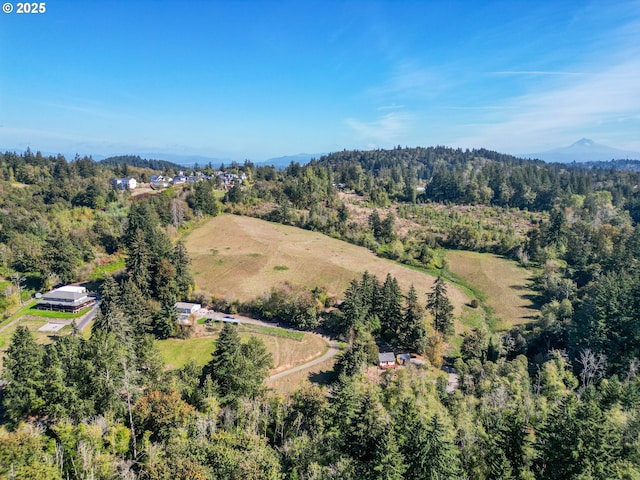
[175,302,201,315]
[112,177,138,190]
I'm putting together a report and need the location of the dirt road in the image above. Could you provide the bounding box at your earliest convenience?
[201,310,341,381]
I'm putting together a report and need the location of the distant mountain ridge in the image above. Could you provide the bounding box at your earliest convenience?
[525,138,640,163]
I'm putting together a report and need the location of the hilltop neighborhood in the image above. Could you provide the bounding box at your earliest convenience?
[112,169,247,191]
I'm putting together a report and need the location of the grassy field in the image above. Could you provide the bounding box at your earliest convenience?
[0,317,73,369]
[21,306,91,319]
[184,214,470,311]
[445,250,537,328]
[0,299,91,368]
[87,257,126,281]
[156,324,327,372]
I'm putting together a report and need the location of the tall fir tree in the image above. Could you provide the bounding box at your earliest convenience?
[342,278,368,337]
[405,413,466,480]
[380,274,403,343]
[426,275,455,337]
[201,322,242,399]
[93,275,132,346]
[172,240,194,299]
[2,326,46,419]
[400,284,427,353]
[126,228,152,295]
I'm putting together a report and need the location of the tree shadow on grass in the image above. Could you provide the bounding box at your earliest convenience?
[308,369,338,386]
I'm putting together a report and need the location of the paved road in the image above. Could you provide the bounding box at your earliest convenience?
[76,301,100,331]
[0,300,99,334]
[201,309,341,381]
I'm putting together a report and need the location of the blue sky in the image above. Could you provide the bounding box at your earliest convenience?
[1,0,639,160]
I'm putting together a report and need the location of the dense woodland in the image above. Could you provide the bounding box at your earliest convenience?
[2,146,640,479]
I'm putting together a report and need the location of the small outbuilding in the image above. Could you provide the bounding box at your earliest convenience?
[379,352,397,369]
[396,353,412,365]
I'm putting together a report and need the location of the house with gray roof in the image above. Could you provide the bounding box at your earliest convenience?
[37,285,96,313]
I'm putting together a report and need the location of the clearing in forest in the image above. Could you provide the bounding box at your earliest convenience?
[184,214,469,310]
[446,250,537,327]
[156,324,327,373]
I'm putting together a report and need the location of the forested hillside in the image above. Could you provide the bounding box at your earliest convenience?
[100,155,185,172]
[2,146,640,479]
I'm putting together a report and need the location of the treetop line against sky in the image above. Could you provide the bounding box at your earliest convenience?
[0,0,639,161]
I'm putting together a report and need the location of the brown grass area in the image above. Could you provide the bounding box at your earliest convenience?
[130,185,161,197]
[184,214,469,310]
[268,357,337,394]
[446,250,537,326]
[267,332,327,374]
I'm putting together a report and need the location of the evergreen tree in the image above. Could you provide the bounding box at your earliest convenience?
[120,279,153,336]
[2,326,46,419]
[370,428,407,480]
[360,271,381,333]
[192,180,220,214]
[427,275,455,337]
[201,323,272,404]
[46,334,92,420]
[400,284,427,353]
[380,274,403,342]
[126,228,152,294]
[97,275,121,320]
[84,329,129,415]
[405,413,466,480]
[380,212,396,243]
[236,336,273,398]
[342,279,368,336]
[41,347,78,419]
[124,200,155,247]
[153,258,177,302]
[336,339,371,377]
[156,298,178,339]
[93,275,132,345]
[369,210,383,240]
[173,241,194,299]
[537,395,622,479]
[42,231,81,283]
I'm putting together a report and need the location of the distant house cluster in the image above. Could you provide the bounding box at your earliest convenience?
[149,172,199,188]
[36,285,96,313]
[112,177,138,190]
[216,171,247,189]
[112,169,249,192]
[148,170,247,190]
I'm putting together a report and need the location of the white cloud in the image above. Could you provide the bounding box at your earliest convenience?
[454,9,640,152]
[454,56,640,152]
[366,62,445,101]
[345,111,414,146]
[489,71,584,76]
